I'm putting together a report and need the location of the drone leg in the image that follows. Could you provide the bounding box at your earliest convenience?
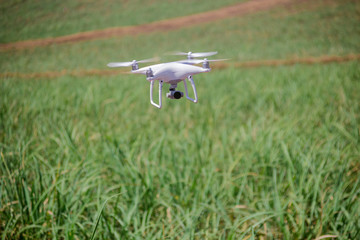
[150,80,163,109]
[183,75,198,103]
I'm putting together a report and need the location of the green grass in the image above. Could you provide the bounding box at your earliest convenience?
[0,0,243,43]
[1,0,360,239]
[1,63,359,239]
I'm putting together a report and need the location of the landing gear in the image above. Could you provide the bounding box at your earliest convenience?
[149,76,198,108]
[183,75,198,103]
[150,80,163,109]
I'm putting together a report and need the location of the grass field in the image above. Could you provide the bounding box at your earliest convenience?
[1,0,360,239]
[0,0,243,43]
[1,0,359,73]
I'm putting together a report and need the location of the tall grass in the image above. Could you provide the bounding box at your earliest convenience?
[1,63,359,239]
[1,0,359,238]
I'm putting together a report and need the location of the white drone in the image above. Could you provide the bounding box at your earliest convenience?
[107,51,226,109]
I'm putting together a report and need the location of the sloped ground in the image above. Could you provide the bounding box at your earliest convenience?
[0,0,293,50]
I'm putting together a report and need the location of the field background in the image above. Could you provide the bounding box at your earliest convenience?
[1,0,359,239]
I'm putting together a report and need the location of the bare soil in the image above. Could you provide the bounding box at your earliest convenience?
[0,0,294,51]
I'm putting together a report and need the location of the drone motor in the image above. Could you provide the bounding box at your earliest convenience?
[132,61,139,71]
[202,59,210,69]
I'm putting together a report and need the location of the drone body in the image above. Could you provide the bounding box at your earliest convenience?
[107,51,226,109]
[133,62,210,83]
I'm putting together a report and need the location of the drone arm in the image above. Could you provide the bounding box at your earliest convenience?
[150,80,163,109]
[183,75,198,103]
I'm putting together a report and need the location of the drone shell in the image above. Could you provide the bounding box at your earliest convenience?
[132,62,210,83]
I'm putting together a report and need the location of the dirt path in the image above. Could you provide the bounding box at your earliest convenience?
[2,54,358,79]
[0,0,294,51]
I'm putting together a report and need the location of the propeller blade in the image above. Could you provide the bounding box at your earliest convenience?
[176,59,203,64]
[177,58,229,64]
[170,51,218,58]
[107,57,159,68]
[206,58,229,62]
[107,62,133,67]
[137,57,160,63]
[191,51,218,58]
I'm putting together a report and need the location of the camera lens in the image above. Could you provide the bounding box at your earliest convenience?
[174,91,182,99]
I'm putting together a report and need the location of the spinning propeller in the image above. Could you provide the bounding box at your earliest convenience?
[107,57,159,68]
[177,58,229,65]
[177,58,229,69]
[171,51,218,59]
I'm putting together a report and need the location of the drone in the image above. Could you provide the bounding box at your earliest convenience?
[107,51,227,109]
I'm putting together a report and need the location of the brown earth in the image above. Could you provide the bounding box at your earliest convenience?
[2,54,358,79]
[0,0,296,51]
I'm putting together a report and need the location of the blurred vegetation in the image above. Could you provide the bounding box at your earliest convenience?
[0,0,359,73]
[0,0,243,43]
